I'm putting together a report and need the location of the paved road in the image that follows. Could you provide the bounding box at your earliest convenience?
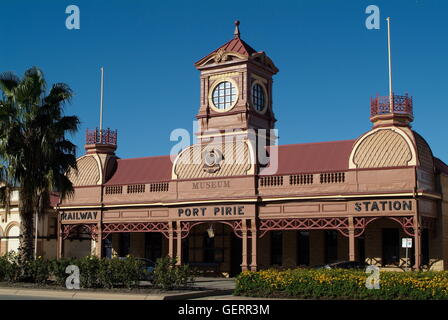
[0,277,237,300]
[0,294,70,300]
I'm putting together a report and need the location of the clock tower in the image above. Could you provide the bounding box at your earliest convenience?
[172,21,279,180]
[194,21,279,143]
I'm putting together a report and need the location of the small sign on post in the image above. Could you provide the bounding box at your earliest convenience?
[402,238,412,248]
[402,238,413,271]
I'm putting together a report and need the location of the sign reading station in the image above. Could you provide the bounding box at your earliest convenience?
[354,200,413,213]
[61,211,98,221]
[178,206,245,217]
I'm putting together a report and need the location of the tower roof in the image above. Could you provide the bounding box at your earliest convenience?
[194,21,278,74]
[195,36,258,66]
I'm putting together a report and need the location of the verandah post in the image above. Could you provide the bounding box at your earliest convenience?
[168,221,174,258]
[348,216,356,262]
[250,218,258,271]
[414,215,421,270]
[241,219,248,271]
[176,221,182,265]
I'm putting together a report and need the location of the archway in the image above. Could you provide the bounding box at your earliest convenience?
[362,217,416,269]
[182,221,242,277]
[5,222,20,253]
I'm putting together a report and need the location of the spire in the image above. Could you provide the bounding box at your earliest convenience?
[234,20,240,39]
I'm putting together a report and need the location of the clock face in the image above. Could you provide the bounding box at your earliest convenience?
[211,81,237,111]
[252,83,266,112]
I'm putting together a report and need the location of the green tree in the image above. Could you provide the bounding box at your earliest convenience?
[0,67,79,262]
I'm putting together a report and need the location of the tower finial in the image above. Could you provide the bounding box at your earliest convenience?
[234,20,240,39]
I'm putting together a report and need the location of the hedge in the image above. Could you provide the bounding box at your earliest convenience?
[235,268,448,300]
[0,253,146,288]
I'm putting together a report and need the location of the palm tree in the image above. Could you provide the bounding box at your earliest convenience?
[0,67,79,262]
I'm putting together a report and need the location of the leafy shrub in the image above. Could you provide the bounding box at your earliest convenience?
[0,253,19,282]
[235,268,448,300]
[77,256,102,288]
[22,257,51,284]
[152,256,194,290]
[97,256,144,289]
[0,252,50,284]
[0,255,8,281]
[48,257,75,286]
[0,254,191,290]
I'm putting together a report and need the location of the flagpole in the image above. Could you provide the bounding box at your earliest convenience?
[100,67,104,139]
[386,17,393,113]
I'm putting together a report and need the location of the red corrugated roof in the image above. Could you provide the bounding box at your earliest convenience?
[268,140,356,175]
[105,155,173,185]
[104,140,355,185]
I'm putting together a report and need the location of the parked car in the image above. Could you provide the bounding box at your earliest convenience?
[314,261,368,270]
[118,257,156,281]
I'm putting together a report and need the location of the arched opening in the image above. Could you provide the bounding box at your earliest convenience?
[363,217,419,269]
[63,225,93,258]
[185,222,242,277]
[6,224,20,253]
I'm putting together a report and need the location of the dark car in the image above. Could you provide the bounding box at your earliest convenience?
[118,257,156,281]
[314,261,368,270]
[138,258,156,280]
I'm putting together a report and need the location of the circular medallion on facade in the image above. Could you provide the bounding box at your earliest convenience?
[203,148,223,173]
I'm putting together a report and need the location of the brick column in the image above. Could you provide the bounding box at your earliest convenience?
[241,219,248,271]
[348,216,356,262]
[250,219,258,271]
[176,221,182,265]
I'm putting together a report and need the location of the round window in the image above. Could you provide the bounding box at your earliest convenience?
[252,83,266,112]
[212,81,237,111]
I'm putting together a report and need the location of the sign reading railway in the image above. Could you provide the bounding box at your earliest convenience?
[61,211,99,221]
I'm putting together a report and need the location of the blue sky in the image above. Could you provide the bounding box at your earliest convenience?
[0,0,447,162]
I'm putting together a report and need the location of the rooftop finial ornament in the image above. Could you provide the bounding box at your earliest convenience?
[234,20,240,39]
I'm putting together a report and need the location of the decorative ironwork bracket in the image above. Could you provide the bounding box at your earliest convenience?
[61,223,98,241]
[101,222,170,239]
[180,220,246,239]
[258,216,417,238]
